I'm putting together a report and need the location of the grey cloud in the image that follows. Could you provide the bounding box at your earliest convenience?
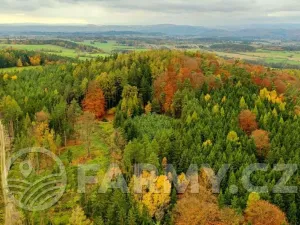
[0,0,57,11]
[1,0,300,25]
[1,0,300,14]
[60,0,258,13]
[60,0,300,13]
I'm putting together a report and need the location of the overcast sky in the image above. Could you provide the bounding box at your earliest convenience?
[0,0,299,26]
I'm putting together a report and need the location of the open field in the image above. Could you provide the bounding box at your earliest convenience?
[1,39,300,68]
[0,43,109,60]
[74,40,148,53]
[0,40,147,60]
[213,49,300,66]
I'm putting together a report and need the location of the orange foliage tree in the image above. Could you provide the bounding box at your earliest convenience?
[244,200,288,225]
[239,110,258,134]
[29,55,41,66]
[163,66,177,112]
[251,129,270,157]
[174,186,242,225]
[154,55,205,113]
[153,65,177,113]
[82,83,106,119]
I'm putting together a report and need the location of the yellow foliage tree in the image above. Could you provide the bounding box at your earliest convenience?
[68,206,93,225]
[221,96,227,103]
[16,58,23,67]
[34,121,49,147]
[145,102,152,114]
[11,75,18,80]
[247,192,260,207]
[227,131,239,142]
[260,88,284,105]
[3,74,9,80]
[202,140,213,147]
[29,55,41,66]
[204,94,211,102]
[132,172,171,220]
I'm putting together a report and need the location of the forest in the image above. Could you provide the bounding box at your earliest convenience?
[0,49,300,225]
[0,49,73,68]
[209,43,256,52]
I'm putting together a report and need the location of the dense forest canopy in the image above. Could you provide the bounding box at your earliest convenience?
[0,50,300,224]
[0,49,74,68]
[209,43,256,52]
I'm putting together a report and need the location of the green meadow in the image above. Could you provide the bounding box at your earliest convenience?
[74,40,148,53]
[214,49,300,66]
[0,43,109,60]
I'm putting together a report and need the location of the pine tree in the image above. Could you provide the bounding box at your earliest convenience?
[239,96,248,109]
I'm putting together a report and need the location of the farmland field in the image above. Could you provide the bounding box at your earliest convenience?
[74,40,148,53]
[0,43,109,59]
[213,49,300,66]
[1,39,300,69]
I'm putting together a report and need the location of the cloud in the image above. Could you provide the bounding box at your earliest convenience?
[59,0,257,13]
[0,0,300,25]
[0,0,56,11]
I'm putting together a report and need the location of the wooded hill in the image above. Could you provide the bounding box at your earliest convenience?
[0,50,299,224]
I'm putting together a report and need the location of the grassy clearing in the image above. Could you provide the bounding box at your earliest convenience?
[60,121,112,166]
[49,121,114,224]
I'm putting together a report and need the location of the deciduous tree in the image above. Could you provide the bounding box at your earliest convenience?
[244,200,288,225]
[239,110,258,134]
[82,83,106,119]
[251,129,270,157]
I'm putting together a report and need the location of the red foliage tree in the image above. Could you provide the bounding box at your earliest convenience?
[274,78,287,94]
[252,76,272,89]
[251,129,270,157]
[82,83,106,119]
[153,65,177,113]
[239,110,258,134]
[245,200,288,225]
[163,82,177,112]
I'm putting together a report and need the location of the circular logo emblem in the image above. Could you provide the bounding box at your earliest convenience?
[6,148,67,211]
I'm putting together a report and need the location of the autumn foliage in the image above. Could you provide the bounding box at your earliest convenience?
[174,186,242,225]
[154,56,206,112]
[239,110,258,134]
[244,200,288,225]
[251,129,270,157]
[82,83,106,119]
[29,55,41,66]
[132,171,171,220]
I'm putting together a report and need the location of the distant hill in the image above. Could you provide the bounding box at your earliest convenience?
[1,24,300,39]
